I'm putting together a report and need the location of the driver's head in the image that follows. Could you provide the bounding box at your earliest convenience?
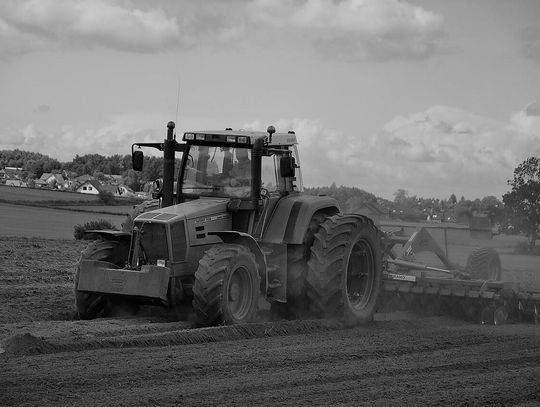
[236,148,249,162]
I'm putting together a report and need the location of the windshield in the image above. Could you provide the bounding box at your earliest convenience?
[182,145,252,198]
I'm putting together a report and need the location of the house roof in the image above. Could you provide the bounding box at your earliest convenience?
[40,173,65,184]
[78,179,103,192]
[3,167,24,178]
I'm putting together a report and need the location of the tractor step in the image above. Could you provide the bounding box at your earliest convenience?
[261,243,287,303]
[266,264,286,302]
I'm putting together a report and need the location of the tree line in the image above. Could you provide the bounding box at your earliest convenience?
[0,149,163,192]
[309,157,540,252]
[2,149,539,250]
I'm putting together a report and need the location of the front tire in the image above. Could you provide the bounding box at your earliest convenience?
[306,214,382,325]
[193,244,260,326]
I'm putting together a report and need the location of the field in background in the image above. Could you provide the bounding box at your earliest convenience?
[0,203,127,239]
[0,184,99,203]
[0,185,130,239]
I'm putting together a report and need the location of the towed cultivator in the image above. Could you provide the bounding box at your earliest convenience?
[379,225,540,325]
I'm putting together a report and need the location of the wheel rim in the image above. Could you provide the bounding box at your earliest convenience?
[346,238,376,310]
[227,266,254,321]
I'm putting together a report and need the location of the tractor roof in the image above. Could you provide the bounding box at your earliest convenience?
[183,129,298,147]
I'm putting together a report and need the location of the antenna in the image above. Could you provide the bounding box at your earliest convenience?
[175,76,181,130]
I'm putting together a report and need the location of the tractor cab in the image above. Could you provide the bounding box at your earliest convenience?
[176,127,303,235]
[133,122,304,237]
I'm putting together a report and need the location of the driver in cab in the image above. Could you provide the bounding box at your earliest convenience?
[228,148,251,196]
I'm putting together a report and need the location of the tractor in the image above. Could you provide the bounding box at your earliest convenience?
[75,121,382,326]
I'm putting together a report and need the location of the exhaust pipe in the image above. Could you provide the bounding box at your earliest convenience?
[162,121,176,208]
[251,138,263,209]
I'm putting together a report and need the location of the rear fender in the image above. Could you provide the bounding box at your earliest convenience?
[262,194,339,244]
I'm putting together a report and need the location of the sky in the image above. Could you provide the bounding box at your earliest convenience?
[1,0,540,201]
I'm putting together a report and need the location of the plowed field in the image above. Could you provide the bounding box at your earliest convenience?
[1,236,539,406]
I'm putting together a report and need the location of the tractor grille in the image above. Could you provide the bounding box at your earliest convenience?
[138,222,168,264]
[134,220,187,264]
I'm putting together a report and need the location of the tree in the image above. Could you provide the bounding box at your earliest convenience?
[124,169,143,192]
[503,157,540,251]
[393,189,409,206]
[479,196,505,225]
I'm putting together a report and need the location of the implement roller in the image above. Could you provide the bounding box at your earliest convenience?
[379,225,540,325]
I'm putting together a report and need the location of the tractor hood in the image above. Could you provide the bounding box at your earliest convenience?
[134,197,231,224]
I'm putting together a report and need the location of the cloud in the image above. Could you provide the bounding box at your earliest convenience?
[367,105,540,198]
[0,113,167,161]
[0,0,180,56]
[248,0,447,61]
[0,0,252,58]
[245,104,540,200]
[509,100,540,135]
[0,0,446,61]
[0,15,48,58]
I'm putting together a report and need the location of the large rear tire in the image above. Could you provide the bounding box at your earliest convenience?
[466,247,502,280]
[193,244,260,326]
[74,239,130,319]
[306,214,382,325]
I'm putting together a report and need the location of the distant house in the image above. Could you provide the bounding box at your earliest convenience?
[5,179,27,187]
[116,185,135,197]
[1,167,25,186]
[62,179,76,191]
[99,183,135,197]
[74,174,95,186]
[2,167,24,182]
[40,173,65,189]
[33,179,49,188]
[77,180,102,195]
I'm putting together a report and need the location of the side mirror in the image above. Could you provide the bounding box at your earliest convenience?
[132,150,144,171]
[280,156,296,178]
